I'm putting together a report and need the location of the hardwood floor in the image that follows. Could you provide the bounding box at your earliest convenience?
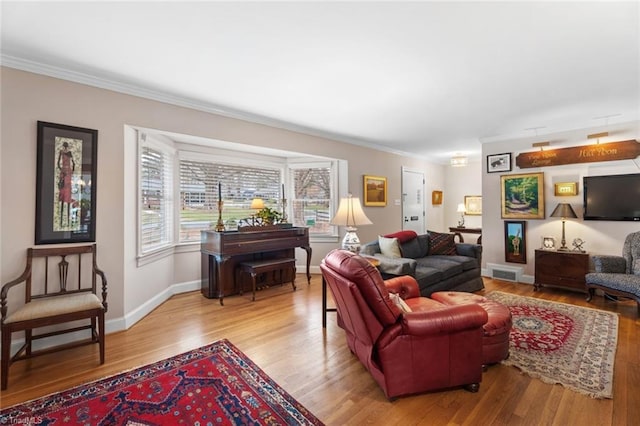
[1,276,639,425]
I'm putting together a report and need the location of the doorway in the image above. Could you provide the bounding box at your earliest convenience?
[401,167,425,234]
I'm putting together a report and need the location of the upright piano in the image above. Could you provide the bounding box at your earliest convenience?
[200,226,311,304]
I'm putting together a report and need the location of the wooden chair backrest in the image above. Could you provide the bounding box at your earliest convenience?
[24,244,98,303]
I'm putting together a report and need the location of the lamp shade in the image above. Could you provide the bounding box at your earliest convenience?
[330,196,372,228]
[250,198,265,209]
[457,203,466,213]
[550,203,577,219]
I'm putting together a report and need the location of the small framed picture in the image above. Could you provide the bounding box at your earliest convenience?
[464,195,482,215]
[504,220,526,263]
[363,175,387,206]
[541,236,556,250]
[487,153,512,173]
[554,182,578,196]
[432,190,443,205]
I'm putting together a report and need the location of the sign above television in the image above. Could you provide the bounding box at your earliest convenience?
[515,140,639,169]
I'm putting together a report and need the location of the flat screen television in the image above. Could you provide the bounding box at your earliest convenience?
[583,173,640,221]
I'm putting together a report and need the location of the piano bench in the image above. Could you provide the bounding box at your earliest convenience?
[236,258,297,301]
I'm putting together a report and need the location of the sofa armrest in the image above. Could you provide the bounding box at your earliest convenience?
[455,243,482,260]
[374,255,417,276]
[593,255,626,273]
[360,241,381,256]
[384,275,421,299]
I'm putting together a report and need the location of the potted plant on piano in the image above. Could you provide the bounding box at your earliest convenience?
[255,207,282,226]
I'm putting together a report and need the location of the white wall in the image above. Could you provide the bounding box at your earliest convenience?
[0,67,442,333]
[481,121,640,281]
[445,160,483,231]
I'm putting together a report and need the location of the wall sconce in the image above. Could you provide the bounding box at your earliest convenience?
[330,194,373,253]
[450,156,468,167]
[550,203,578,251]
[457,203,466,227]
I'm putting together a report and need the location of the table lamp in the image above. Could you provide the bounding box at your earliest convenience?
[457,203,466,227]
[550,203,578,251]
[330,194,372,253]
[250,198,265,225]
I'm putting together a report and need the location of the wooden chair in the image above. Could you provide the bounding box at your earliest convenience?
[1,244,107,389]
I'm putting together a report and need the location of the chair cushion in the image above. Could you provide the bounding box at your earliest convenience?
[5,293,103,323]
[378,236,402,258]
[428,231,457,255]
[585,272,640,298]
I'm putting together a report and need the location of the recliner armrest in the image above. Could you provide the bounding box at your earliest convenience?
[374,255,417,276]
[592,255,626,273]
[400,304,488,336]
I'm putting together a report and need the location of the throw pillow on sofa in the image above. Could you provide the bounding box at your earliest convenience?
[378,236,402,258]
[428,231,457,255]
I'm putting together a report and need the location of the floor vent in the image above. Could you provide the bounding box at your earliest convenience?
[487,263,522,283]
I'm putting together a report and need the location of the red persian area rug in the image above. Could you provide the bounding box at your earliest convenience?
[486,291,618,399]
[0,339,324,425]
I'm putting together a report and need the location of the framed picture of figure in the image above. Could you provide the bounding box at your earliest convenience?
[35,121,98,244]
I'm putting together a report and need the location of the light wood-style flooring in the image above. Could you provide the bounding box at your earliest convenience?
[1,276,639,425]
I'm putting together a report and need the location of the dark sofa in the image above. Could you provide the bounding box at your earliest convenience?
[360,230,484,297]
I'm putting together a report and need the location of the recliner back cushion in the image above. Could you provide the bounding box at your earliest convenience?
[323,250,400,326]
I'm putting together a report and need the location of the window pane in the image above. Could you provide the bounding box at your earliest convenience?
[179,159,282,241]
[140,145,172,252]
[290,167,331,234]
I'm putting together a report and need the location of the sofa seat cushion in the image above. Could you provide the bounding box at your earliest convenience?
[432,254,478,271]
[414,267,443,288]
[416,257,463,279]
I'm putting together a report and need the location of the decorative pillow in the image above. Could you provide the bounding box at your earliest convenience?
[378,236,402,258]
[428,231,457,255]
[400,238,424,259]
[384,230,418,244]
[389,292,412,312]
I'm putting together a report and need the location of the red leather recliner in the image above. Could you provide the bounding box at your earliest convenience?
[321,249,488,399]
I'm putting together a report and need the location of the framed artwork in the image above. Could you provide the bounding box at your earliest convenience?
[504,220,526,263]
[363,175,387,206]
[554,182,578,196]
[36,121,98,244]
[464,195,482,215]
[501,172,545,219]
[432,190,443,205]
[541,236,556,250]
[487,153,512,173]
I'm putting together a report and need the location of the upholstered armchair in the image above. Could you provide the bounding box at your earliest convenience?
[586,231,640,314]
[320,249,488,399]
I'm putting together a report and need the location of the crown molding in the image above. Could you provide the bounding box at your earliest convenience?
[1,54,425,161]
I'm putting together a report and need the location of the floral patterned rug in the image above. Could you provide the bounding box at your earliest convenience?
[0,339,324,425]
[486,291,618,399]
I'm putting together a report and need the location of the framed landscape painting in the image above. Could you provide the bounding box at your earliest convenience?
[35,121,98,244]
[500,172,545,219]
[364,175,387,206]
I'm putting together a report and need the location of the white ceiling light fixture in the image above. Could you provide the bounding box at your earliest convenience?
[450,155,468,167]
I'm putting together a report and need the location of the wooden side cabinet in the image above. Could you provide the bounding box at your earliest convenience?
[534,249,589,293]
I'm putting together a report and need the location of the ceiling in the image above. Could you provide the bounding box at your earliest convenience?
[2,1,639,164]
